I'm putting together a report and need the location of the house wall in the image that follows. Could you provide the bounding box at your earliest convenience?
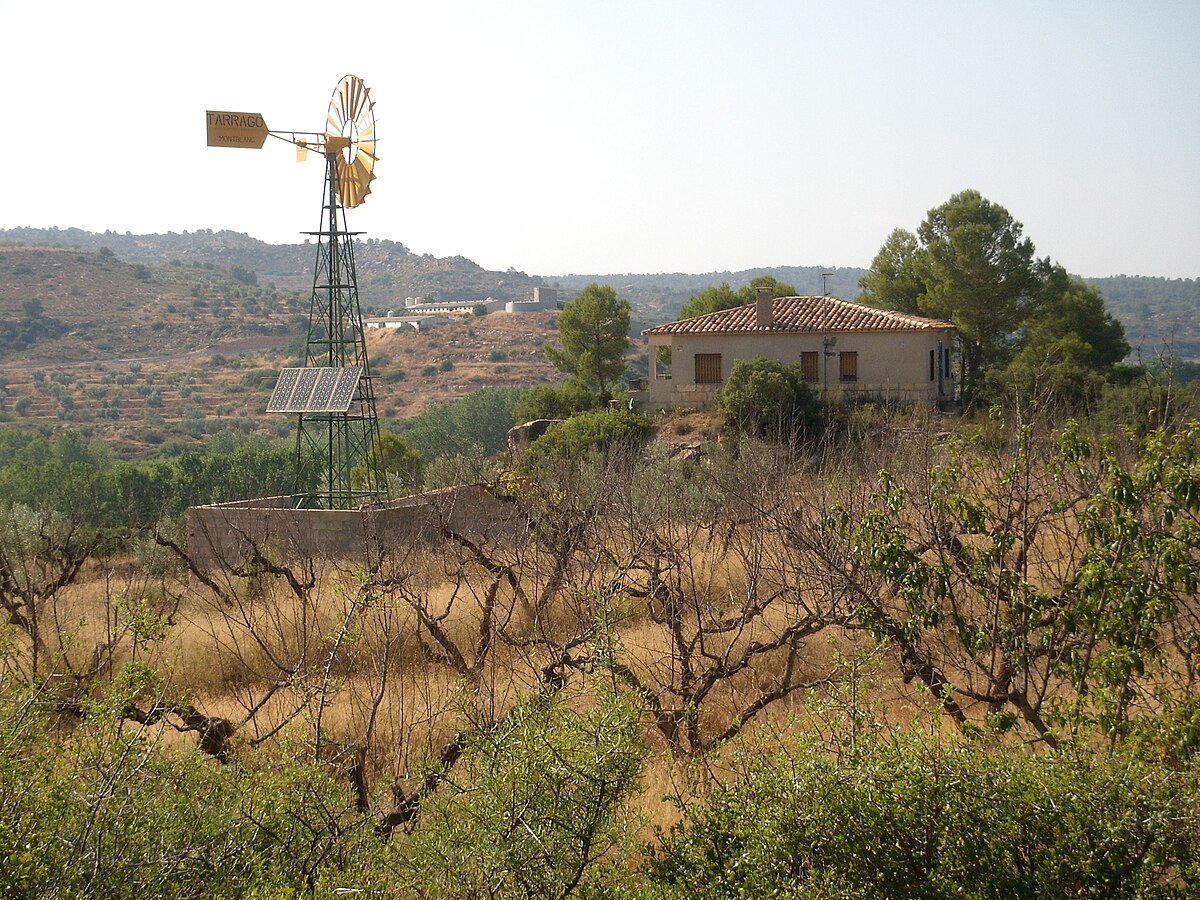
[398,299,506,316]
[364,315,451,332]
[506,287,560,314]
[646,329,955,409]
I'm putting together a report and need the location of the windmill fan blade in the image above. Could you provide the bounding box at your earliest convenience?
[346,79,363,121]
[330,88,348,129]
[337,160,360,207]
[349,158,369,191]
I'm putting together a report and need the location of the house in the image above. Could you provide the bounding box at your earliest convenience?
[641,287,956,410]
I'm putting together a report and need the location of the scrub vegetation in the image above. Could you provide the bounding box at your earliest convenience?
[3,386,1200,896]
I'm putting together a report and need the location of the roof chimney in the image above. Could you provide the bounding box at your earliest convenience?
[755,285,773,328]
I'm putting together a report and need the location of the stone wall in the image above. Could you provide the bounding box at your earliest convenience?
[186,485,519,571]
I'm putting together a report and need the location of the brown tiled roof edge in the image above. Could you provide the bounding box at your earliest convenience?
[642,296,956,336]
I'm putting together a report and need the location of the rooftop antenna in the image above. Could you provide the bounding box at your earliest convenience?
[206,76,385,509]
[820,272,836,394]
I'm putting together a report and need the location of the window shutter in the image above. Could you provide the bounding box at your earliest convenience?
[801,351,819,383]
[839,351,858,383]
[695,353,722,384]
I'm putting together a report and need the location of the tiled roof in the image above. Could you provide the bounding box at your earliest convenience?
[642,296,956,336]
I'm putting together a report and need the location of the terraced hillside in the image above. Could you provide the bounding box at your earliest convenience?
[0,312,561,457]
[0,245,564,455]
[0,244,302,362]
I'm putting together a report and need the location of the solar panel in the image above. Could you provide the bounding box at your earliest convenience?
[266,366,363,413]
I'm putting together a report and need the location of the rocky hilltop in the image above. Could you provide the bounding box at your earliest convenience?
[0,227,545,310]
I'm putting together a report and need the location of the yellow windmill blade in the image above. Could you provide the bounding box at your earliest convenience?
[326,74,378,208]
[348,157,375,201]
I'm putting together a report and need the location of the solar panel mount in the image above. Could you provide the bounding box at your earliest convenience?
[266,366,363,414]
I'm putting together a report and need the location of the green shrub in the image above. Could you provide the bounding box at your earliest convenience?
[0,679,385,898]
[648,731,1200,899]
[398,387,524,460]
[520,408,650,473]
[353,430,424,494]
[718,355,823,440]
[229,264,257,286]
[237,368,275,389]
[393,688,645,898]
[513,379,601,423]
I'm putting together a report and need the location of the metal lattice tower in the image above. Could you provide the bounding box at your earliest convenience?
[291,151,385,509]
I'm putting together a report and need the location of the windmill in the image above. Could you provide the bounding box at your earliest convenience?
[206,75,385,509]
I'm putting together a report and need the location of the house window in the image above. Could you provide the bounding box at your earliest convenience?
[801,351,819,383]
[930,349,936,381]
[839,351,858,383]
[944,347,952,379]
[695,353,722,384]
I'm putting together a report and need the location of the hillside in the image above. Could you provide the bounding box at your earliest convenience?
[0,244,302,363]
[1085,274,1200,359]
[0,230,563,439]
[5,227,1198,355]
[2,226,1199,456]
[0,308,559,459]
[0,227,545,308]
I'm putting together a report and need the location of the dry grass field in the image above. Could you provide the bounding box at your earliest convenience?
[35,542,899,838]
[16,418,1150,796]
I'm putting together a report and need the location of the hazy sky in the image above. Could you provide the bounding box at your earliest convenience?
[6,1,1198,278]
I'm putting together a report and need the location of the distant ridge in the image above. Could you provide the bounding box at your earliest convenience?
[2,226,1198,357]
[0,226,544,305]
